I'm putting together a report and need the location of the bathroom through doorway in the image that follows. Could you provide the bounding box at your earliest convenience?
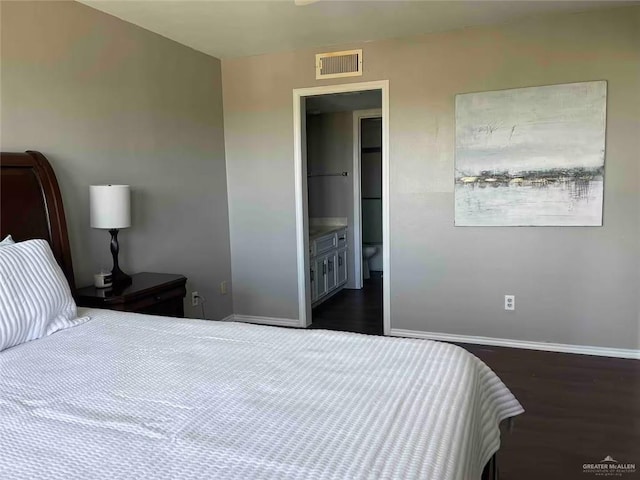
[293,81,389,335]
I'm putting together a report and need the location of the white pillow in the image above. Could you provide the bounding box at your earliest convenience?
[0,239,88,352]
[0,235,15,247]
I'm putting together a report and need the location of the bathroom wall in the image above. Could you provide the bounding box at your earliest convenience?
[306,112,356,288]
[306,112,352,220]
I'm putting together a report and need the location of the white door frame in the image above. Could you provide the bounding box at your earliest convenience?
[352,108,382,290]
[293,80,390,335]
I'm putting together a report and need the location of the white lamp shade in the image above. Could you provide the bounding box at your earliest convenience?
[90,185,131,229]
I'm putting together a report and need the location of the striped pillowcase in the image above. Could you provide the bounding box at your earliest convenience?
[0,239,88,352]
[0,235,15,247]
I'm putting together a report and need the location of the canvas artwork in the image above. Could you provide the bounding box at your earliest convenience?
[454,81,607,226]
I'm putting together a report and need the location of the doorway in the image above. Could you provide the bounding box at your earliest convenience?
[293,80,390,334]
[353,111,383,289]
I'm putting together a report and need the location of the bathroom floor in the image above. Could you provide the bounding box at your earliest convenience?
[310,273,383,335]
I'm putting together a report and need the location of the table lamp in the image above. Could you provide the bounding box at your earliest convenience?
[90,185,132,286]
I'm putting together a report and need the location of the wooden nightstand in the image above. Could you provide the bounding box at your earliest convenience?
[75,272,187,318]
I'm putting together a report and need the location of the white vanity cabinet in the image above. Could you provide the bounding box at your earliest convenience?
[337,248,347,286]
[310,227,348,306]
[310,261,318,303]
[326,252,337,292]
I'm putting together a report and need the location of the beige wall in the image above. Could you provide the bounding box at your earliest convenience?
[223,6,640,349]
[1,1,233,319]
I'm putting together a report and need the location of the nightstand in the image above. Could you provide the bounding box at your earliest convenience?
[75,272,187,318]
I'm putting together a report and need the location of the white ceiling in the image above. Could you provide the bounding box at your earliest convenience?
[79,0,634,59]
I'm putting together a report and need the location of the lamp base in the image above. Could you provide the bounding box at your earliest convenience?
[108,228,132,288]
[111,267,132,287]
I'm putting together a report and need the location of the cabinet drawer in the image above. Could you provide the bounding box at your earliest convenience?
[336,229,347,249]
[136,297,184,318]
[314,233,337,256]
[110,285,186,317]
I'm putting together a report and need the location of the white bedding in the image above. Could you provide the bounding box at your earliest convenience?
[0,308,523,480]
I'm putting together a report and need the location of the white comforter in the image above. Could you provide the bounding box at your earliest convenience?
[0,309,523,480]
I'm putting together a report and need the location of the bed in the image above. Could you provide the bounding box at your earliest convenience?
[0,151,523,480]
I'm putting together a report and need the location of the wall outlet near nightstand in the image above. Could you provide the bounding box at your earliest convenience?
[191,291,200,307]
[504,295,515,311]
[220,281,228,295]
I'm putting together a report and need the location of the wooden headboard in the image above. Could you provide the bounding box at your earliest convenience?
[1,151,76,290]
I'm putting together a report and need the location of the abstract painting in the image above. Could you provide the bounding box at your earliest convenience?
[454,81,606,226]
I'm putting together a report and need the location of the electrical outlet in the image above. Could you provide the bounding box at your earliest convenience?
[504,295,515,311]
[220,281,228,295]
[191,291,200,307]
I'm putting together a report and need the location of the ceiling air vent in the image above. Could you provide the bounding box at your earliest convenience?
[316,49,363,80]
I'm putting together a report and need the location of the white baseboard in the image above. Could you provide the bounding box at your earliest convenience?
[389,328,640,360]
[219,314,235,322]
[231,314,300,328]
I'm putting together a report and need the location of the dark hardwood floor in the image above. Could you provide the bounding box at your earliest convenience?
[310,279,640,480]
[310,274,383,335]
[465,345,640,480]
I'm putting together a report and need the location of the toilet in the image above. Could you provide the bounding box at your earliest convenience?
[362,245,378,280]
